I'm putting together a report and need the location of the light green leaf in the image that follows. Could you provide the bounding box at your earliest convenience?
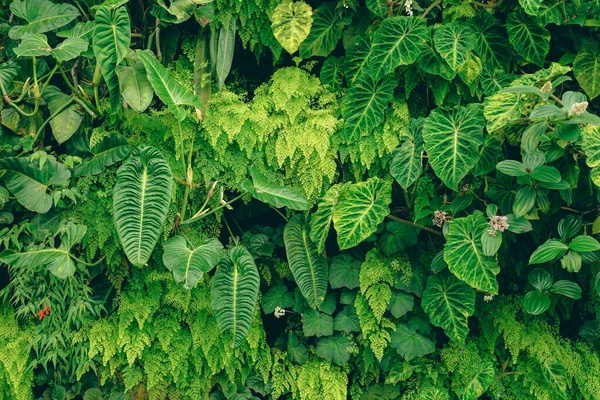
[444,211,501,293]
[529,239,569,264]
[316,335,352,366]
[9,0,80,40]
[310,183,346,253]
[560,251,582,273]
[43,86,82,144]
[519,0,543,15]
[113,146,173,267]
[93,6,131,111]
[211,246,260,348]
[14,34,88,62]
[216,17,236,90]
[506,11,550,67]
[460,362,496,400]
[513,186,536,218]
[332,178,392,250]
[390,118,424,190]
[483,90,524,132]
[302,309,334,337]
[574,42,600,100]
[284,214,328,308]
[496,160,528,177]
[243,166,310,210]
[74,134,130,177]
[481,230,502,257]
[116,61,154,113]
[367,16,428,80]
[433,22,476,71]
[390,323,436,361]
[163,235,223,289]
[329,254,361,289]
[422,273,475,343]
[422,104,484,191]
[57,21,95,40]
[193,31,211,118]
[0,157,70,214]
[271,0,313,54]
[299,3,344,58]
[569,235,600,252]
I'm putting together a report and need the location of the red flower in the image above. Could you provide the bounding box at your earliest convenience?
[44,305,50,315]
[37,309,45,320]
[37,304,51,321]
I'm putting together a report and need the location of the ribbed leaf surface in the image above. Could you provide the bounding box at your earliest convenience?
[163,235,223,289]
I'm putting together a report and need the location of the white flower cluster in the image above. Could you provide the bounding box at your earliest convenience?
[484,294,495,302]
[274,307,286,318]
[570,101,588,116]
[433,210,447,227]
[540,81,552,94]
[488,215,509,236]
[404,0,413,16]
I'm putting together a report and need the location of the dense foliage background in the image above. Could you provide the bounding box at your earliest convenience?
[2,0,600,398]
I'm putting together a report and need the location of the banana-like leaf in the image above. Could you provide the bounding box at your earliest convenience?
[506,11,549,67]
[433,22,476,71]
[332,178,391,250]
[43,86,82,144]
[310,183,347,253]
[422,104,484,191]
[284,214,329,309]
[9,0,80,39]
[242,166,309,210]
[574,41,600,100]
[444,211,501,293]
[193,31,212,118]
[74,134,130,177]
[116,61,154,113]
[299,2,345,59]
[389,118,424,190]
[163,235,223,289]
[137,49,202,120]
[14,33,88,62]
[271,0,312,54]
[422,273,475,343]
[0,223,86,279]
[0,157,70,213]
[113,146,173,267]
[216,17,236,90]
[211,245,260,348]
[93,6,131,111]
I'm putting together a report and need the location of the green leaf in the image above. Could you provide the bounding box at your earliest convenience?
[418,42,456,81]
[387,291,414,319]
[216,17,236,90]
[14,34,88,62]
[57,21,95,40]
[9,0,80,40]
[193,31,211,118]
[137,49,202,118]
[467,12,511,70]
[459,362,496,400]
[444,211,501,293]
[302,309,334,337]
[513,186,536,218]
[211,246,260,348]
[378,221,418,256]
[519,0,543,14]
[560,251,581,273]
[299,3,344,58]
[431,251,447,273]
[0,157,70,213]
[74,134,130,177]
[422,104,484,191]
[390,323,435,361]
[531,165,561,183]
[528,268,553,291]
[422,273,475,343]
[310,183,346,252]
[341,74,396,143]
[483,90,524,132]
[367,16,428,80]
[329,254,361,289]
[284,214,328,308]
[320,56,344,91]
[529,239,569,264]
[481,230,502,257]
[433,22,476,71]
[156,0,208,23]
[93,6,131,111]
[550,280,582,299]
[332,178,392,250]
[116,61,154,113]
[316,335,352,366]
[261,284,295,314]
[270,0,313,54]
[334,305,360,332]
[574,41,600,100]
[287,332,308,363]
[523,291,551,315]
[43,86,82,144]
[163,235,223,289]
[390,118,424,190]
[0,222,86,279]
[569,235,600,252]
[473,136,502,176]
[506,11,550,67]
[496,160,528,177]
[113,146,173,267]
[243,166,310,210]
[344,36,372,84]
[558,215,582,239]
[365,0,387,16]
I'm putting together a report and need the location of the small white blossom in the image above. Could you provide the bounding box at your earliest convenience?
[540,81,552,94]
[484,294,495,302]
[570,101,588,116]
[488,215,509,236]
[274,307,286,318]
[404,0,413,16]
[433,211,447,228]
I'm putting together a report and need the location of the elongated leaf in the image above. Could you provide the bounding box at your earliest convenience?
[390,118,424,189]
[9,0,80,39]
[550,280,582,299]
[163,235,223,289]
[422,104,484,191]
[93,6,131,111]
[574,42,600,100]
[113,146,173,267]
[341,74,396,143]
[468,12,511,70]
[211,246,260,348]
[569,235,600,252]
[529,239,568,264]
[0,157,70,213]
[367,16,428,80]
[271,0,313,54]
[242,166,309,210]
[74,134,129,177]
[310,183,346,252]
[320,56,344,91]
[506,11,550,67]
[216,17,236,90]
[116,61,153,113]
[332,178,391,250]
[422,273,475,343]
[444,211,501,293]
[284,214,328,308]
[193,31,211,118]
[433,22,476,71]
[299,3,344,58]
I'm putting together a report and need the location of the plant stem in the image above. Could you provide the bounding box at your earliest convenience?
[180,193,245,226]
[40,64,59,95]
[222,215,239,245]
[420,0,441,17]
[270,206,288,222]
[386,214,443,236]
[59,64,100,116]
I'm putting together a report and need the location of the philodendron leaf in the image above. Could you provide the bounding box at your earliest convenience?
[310,183,347,252]
[211,245,260,348]
[0,223,86,279]
[390,118,424,190]
[271,0,313,54]
[444,211,501,293]
[422,273,475,343]
[9,0,80,39]
[459,362,496,400]
[116,61,154,113]
[574,42,600,100]
[93,6,131,111]
[43,86,83,144]
[332,178,392,250]
[422,104,485,191]
[74,134,130,177]
[299,2,345,59]
[163,235,223,289]
[14,34,88,62]
[0,157,70,214]
[467,12,511,70]
[284,214,328,308]
[113,146,173,267]
[506,11,550,67]
[433,22,476,71]
[243,166,310,210]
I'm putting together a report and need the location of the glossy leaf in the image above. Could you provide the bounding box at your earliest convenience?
[14,34,88,62]
[74,134,130,177]
[506,11,550,67]
[43,86,83,144]
[574,41,600,100]
[243,166,310,210]
[433,22,476,71]
[550,280,582,299]
[528,268,553,291]
[569,235,600,252]
[9,0,79,39]
[390,118,424,189]
[163,235,223,289]
[270,0,313,54]
[468,12,511,70]
[523,291,551,315]
[529,239,569,264]
[299,3,344,58]
[116,62,154,113]
[320,56,345,91]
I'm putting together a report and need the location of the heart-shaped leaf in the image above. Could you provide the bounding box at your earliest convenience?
[9,0,80,39]
[270,0,313,54]
[163,235,223,289]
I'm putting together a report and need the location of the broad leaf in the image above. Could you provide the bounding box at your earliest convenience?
[433,22,476,71]
[332,178,392,250]
[483,90,524,132]
[0,157,70,213]
[211,246,260,348]
[284,214,328,308]
[569,235,600,252]
[216,17,236,90]
[242,166,310,210]
[390,323,435,361]
[43,86,83,144]
[459,362,496,400]
[57,21,95,40]
[310,183,346,252]
[270,0,313,54]
[506,11,550,67]
[261,284,294,314]
[390,118,424,189]
[113,146,173,267]
[343,36,372,84]
[550,280,582,299]
[422,104,484,191]
[334,305,360,332]
[299,3,344,58]
[418,42,456,81]
[14,34,88,62]
[468,12,511,70]
[529,239,569,264]
[320,56,345,91]
[74,134,130,177]
[378,221,418,256]
[9,0,80,39]
[302,309,334,337]
[163,235,223,289]
[387,291,414,318]
[156,0,209,23]
[528,268,553,291]
[523,291,551,315]
[473,136,502,176]
[329,254,361,289]
[444,211,501,293]
[116,61,154,113]
[316,335,352,366]
[422,273,475,343]
[519,0,543,15]
[574,42,600,100]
